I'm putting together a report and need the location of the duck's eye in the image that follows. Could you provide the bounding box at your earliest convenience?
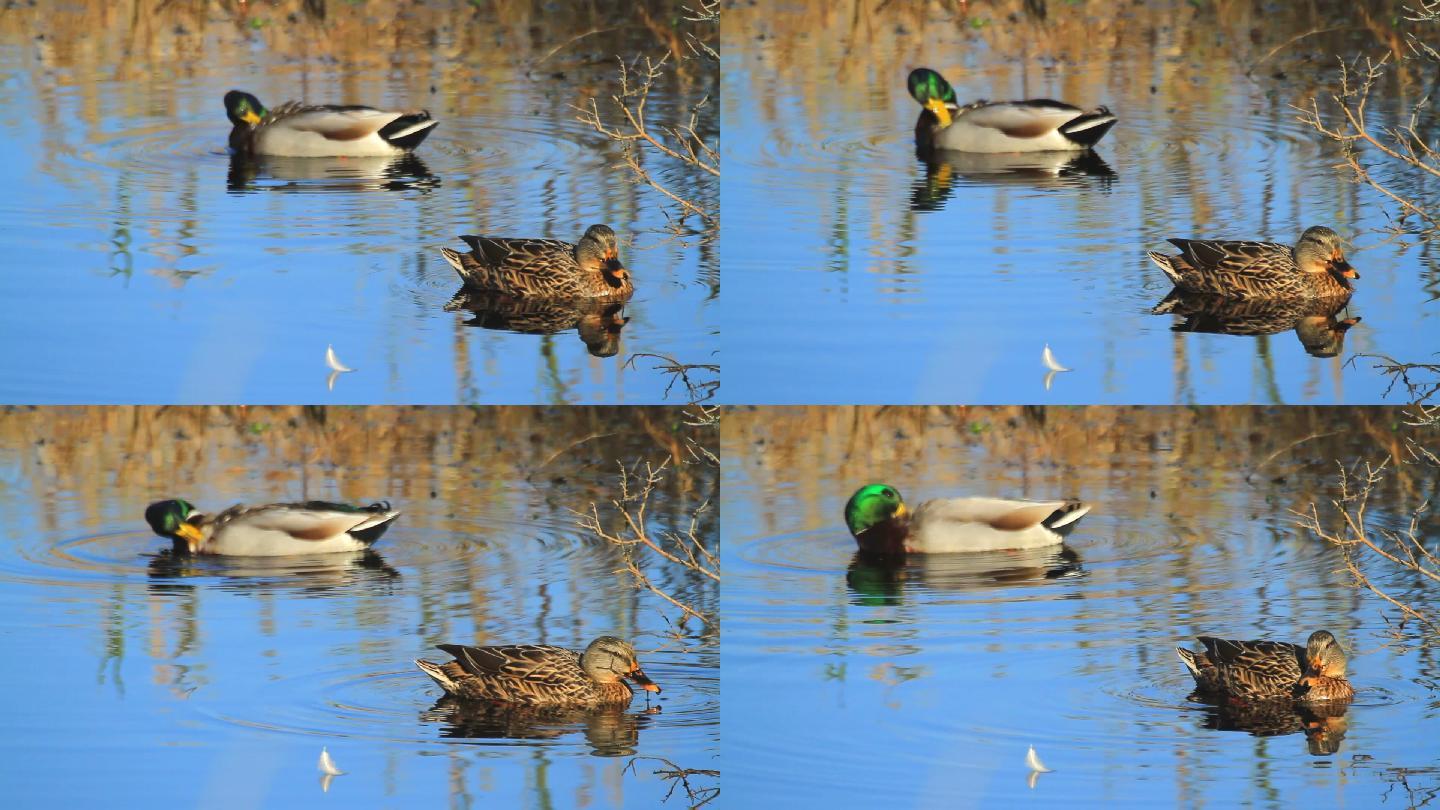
[882,488,896,499]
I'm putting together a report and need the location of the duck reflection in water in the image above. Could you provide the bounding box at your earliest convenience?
[1193,699,1350,756]
[1152,292,1360,359]
[445,290,630,358]
[147,548,400,592]
[911,150,1115,212]
[846,545,1084,606]
[420,697,659,757]
[226,153,438,193]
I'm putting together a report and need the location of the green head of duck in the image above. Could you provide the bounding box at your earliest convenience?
[844,483,908,537]
[907,68,957,127]
[223,90,267,127]
[145,498,204,552]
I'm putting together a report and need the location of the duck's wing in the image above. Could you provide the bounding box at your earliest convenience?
[1167,239,1288,273]
[437,644,586,702]
[917,497,1088,532]
[457,236,573,271]
[960,100,1102,137]
[219,501,397,541]
[1198,636,1305,694]
[269,102,434,143]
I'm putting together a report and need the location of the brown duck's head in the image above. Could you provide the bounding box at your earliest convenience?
[144,499,206,554]
[1304,630,1348,679]
[576,225,630,288]
[1295,226,1359,286]
[582,636,661,693]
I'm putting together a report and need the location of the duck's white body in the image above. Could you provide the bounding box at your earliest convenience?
[250,105,438,157]
[200,504,399,555]
[906,497,1091,552]
[929,101,1117,153]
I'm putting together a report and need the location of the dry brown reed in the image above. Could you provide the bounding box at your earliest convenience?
[0,405,708,527]
[1298,405,1440,639]
[1300,2,1440,237]
[576,1,719,238]
[624,755,720,808]
[578,406,719,639]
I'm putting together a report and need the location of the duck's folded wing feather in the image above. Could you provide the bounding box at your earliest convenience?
[916,497,1074,531]
[1168,239,1287,272]
[962,101,1086,138]
[459,237,571,270]
[275,105,403,141]
[440,644,582,684]
[1199,637,1304,681]
[234,508,378,540]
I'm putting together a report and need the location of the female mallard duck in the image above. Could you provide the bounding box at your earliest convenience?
[844,484,1091,554]
[439,225,632,300]
[224,90,438,157]
[1146,226,1358,301]
[415,636,661,708]
[907,68,1117,153]
[145,499,400,556]
[1177,630,1354,702]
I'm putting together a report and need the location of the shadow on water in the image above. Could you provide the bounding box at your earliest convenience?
[145,549,401,594]
[421,697,661,757]
[226,154,441,194]
[1153,292,1362,359]
[846,545,1084,606]
[911,150,1115,212]
[1186,696,1351,756]
[445,290,630,358]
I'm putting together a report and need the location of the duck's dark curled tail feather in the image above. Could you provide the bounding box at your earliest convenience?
[379,112,438,151]
[1059,107,1117,148]
[1042,501,1091,535]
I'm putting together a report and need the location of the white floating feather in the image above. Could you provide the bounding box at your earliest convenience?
[318,747,345,776]
[1026,744,1053,773]
[326,345,355,373]
[1042,344,1070,372]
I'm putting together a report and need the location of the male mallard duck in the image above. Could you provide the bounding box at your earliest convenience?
[1146,226,1358,301]
[224,90,438,157]
[415,636,661,708]
[439,225,632,300]
[1177,630,1354,702]
[907,67,1117,153]
[844,484,1091,554]
[145,499,400,556]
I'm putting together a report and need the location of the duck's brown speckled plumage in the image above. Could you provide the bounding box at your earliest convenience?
[415,636,660,708]
[1177,630,1354,702]
[439,225,632,300]
[1146,226,1358,301]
